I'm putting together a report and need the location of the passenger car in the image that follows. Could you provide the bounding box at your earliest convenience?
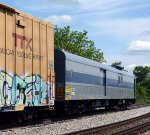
[55,50,136,113]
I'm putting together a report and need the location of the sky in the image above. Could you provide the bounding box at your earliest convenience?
[0,0,150,71]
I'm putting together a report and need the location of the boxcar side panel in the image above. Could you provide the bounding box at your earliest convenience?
[0,8,6,108]
[6,10,16,107]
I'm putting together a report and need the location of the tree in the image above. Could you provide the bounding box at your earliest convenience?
[136,83,149,104]
[54,25,106,63]
[133,66,150,84]
[143,73,150,89]
[111,61,124,70]
[133,66,150,104]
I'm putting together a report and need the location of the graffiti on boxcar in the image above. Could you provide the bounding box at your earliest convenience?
[0,71,51,110]
[0,72,12,106]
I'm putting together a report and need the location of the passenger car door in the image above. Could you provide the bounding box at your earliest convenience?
[118,74,123,98]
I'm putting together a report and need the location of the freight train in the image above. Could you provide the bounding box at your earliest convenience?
[0,3,135,117]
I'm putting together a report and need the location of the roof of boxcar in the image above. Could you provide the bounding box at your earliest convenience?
[0,3,53,27]
[63,51,134,77]
[0,3,16,12]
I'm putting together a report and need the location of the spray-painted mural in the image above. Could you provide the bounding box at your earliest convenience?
[0,71,51,111]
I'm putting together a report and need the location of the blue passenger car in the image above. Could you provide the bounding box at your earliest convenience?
[54,50,136,113]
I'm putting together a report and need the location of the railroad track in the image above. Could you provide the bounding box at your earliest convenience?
[67,112,150,135]
[128,104,150,109]
[0,104,150,132]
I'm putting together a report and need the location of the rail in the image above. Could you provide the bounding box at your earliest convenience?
[67,112,150,135]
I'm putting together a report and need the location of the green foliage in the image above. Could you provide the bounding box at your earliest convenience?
[136,84,150,104]
[54,25,106,63]
[111,61,122,67]
[133,66,150,84]
[143,73,150,89]
[133,66,150,104]
[111,61,124,70]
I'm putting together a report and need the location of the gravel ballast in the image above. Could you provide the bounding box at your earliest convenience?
[1,106,150,135]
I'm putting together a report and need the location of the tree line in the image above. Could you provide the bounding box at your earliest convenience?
[133,66,150,104]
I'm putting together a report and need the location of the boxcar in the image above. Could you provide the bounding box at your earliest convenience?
[55,50,136,113]
[0,3,55,112]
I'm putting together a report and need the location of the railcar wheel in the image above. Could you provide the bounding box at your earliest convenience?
[16,111,26,122]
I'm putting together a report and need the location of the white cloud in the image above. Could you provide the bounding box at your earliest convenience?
[126,63,150,70]
[14,0,79,12]
[14,0,150,16]
[140,30,150,36]
[76,0,150,16]
[88,18,150,37]
[44,15,73,24]
[128,40,150,51]
[78,0,119,11]
[126,64,137,70]
[105,53,150,71]
[48,0,79,5]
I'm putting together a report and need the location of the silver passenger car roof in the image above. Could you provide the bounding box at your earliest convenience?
[63,51,134,77]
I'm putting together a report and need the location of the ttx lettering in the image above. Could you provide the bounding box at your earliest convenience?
[12,33,32,51]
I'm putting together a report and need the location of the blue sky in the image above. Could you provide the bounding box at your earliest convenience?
[1,0,150,70]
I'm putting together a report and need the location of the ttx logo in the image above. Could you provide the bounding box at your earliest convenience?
[12,33,32,51]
